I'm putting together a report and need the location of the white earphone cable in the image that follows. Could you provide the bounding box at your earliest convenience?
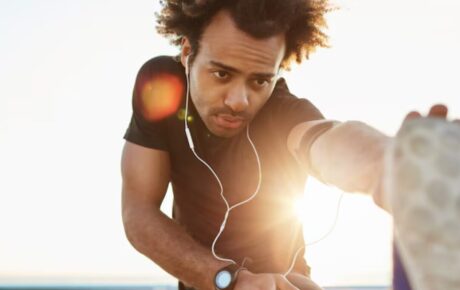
[184,58,262,264]
[283,192,345,277]
[184,56,342,273]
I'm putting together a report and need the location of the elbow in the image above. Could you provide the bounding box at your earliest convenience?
[121,194,167,250]
[121,199,156,249]
[121,204,140,248]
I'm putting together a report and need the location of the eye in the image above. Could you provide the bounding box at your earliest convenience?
[254,78,270,87]
[213,70,229,80]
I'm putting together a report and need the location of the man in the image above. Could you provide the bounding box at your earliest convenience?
[121,1,454,289]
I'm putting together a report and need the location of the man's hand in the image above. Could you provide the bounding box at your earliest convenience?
[234,270,300,290]
[403,103,457,122]
[404,104,460,124]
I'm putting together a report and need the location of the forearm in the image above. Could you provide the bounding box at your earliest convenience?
[122,204,229,290]
[309,121,391,194]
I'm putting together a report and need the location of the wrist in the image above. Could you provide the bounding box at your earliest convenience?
[214,263,248,290]
[235,268,251,281]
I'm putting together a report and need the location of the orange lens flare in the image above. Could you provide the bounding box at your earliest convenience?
[138,74,184,121]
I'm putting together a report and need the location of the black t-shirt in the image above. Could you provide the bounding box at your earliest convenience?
[124,55,324,277]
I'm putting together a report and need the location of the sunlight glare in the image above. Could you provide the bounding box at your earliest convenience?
[138,74,184,121]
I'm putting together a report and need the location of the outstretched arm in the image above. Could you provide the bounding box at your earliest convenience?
[287,104,456,211]
[288,119,390,196]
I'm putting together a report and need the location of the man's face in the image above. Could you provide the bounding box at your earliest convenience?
[183,10,286,138]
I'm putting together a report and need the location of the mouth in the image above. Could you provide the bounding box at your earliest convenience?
[213,114,245,130]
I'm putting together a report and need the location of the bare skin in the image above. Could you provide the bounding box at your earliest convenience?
[236,271,304,290]
[123,5,458,290]
[122,9,305,290]
[288,104,458,213]
[180,10,285,138]
[122,142,230,290]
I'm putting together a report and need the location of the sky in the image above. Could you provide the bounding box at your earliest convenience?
[0,0,459,287]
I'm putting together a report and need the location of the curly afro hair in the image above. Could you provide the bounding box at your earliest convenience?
[156,0,331,69]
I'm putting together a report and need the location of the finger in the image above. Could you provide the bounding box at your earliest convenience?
[428,104,448,118]
[404,111,422,122]
[274,274,300,290]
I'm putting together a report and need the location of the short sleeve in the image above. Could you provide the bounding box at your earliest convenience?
[269,78,325,135]
[123,56,185,151]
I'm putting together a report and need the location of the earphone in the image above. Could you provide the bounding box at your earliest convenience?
[185,55,190,79]
[182,53,343,276]
[184,55,194,149]
[183,53,262,266]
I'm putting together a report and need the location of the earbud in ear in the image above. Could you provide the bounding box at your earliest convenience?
[185,55,190,76]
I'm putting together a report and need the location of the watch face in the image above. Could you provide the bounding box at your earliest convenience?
[215,270,232,288]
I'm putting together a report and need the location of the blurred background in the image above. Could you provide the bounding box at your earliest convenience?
[1,0,459,288]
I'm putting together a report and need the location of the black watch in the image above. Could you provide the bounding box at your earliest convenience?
[214,263,246,290]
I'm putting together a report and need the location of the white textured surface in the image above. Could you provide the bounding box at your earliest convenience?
[386,119,460,290]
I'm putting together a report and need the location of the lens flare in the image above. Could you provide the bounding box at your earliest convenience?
[138,74,184,121]
[177,108,194,123]
[293,195,307,222]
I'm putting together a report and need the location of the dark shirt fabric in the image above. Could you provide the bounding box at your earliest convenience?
[124,56,325,286]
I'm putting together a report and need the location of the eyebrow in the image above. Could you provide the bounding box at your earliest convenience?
[209,60,276,79]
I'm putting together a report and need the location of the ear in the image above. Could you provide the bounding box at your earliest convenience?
[180,37,192,68]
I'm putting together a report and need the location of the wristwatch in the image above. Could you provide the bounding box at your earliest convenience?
[214,263,246,290]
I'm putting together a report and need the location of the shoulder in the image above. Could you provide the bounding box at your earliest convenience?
[268,78,310,107]
[137,55,184,77]
[271,77,293,100]
[266,78,321,115]
[131,55,186,123]
[256,78,324,133]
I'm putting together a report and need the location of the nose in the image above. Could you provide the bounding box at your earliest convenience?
[224,84,249,113]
